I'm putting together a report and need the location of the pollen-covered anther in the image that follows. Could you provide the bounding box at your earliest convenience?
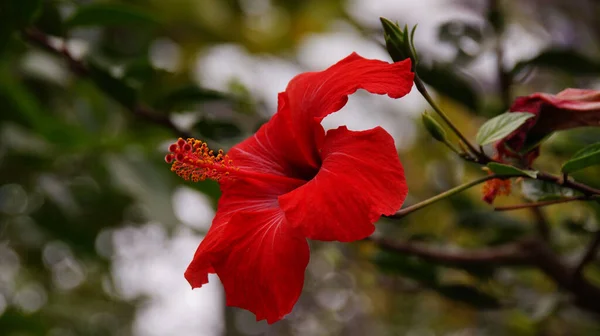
[166,137,235,182]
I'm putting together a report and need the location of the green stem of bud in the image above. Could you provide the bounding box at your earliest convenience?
[414,75,488,162]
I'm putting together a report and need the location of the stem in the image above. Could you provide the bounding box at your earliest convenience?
[441,139,462,155]
[390,174,502,218]
[414,75,485,160]
[494,195,596,211]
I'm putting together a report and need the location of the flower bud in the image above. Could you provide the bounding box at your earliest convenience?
[380,17,418,67]
[422,112,447,142]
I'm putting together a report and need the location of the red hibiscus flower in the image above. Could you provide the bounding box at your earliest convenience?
[165,53,414,323]
[496,88,600,166]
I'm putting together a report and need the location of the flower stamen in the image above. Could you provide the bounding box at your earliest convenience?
[165,138,237,182]
[165,137,306,185]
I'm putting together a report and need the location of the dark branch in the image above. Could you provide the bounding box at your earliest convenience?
[370,236,600,314]
[370,236,529,266]
[22,28,192,139]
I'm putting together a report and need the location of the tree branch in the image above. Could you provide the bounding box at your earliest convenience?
[370,236,529,266]
[22,28,192,139]
[371,236,600,314]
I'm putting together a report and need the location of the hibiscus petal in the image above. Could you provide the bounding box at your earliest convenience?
[279,126,408,242]
[228,101,320,180]
[184,177,301,289]
[212,208,309,324]
[286,53,414,121]
[283,53,414,154]
[227,53,414,179]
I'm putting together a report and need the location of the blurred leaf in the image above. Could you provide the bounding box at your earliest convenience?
[512,49,600,76]
[487,162,538,178]
[154,85,229,111]
[66,3,161,28]
[521,179,575,202]
[194,118,242,141]
[373,250,439,286]
[0,0,43,51]
[434,284,502,309]
[561,143,600,174]
[416,63,479,110]
[87,60,137,110]
[476,112,535,146]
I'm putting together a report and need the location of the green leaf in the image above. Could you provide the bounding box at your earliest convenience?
[475,112,535,146]
[416,64,479,111]
[561,143,600,174]
[487,162,538,178]
[66,3,161,28]
[512,49,600,76]
[434,284,502,309]
[154,85,229,111]
[86,60,137,110]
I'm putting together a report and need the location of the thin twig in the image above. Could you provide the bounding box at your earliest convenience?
[494,196,594,211]
[22,28,192,139]
[389,174,504,218]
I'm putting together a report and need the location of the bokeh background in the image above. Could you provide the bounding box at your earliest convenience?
[2,0,600,335]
